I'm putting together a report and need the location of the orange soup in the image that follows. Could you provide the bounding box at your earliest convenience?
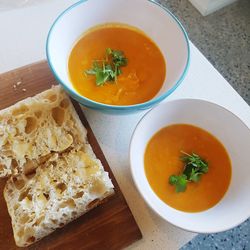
[144,124,231,212]
[68,24,166,105]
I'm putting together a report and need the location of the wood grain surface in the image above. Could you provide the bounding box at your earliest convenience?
[0,61,142,250]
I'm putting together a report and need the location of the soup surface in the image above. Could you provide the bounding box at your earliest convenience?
[144,124,231,212]
[68,24,166,105]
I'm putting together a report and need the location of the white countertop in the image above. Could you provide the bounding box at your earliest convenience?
[0,1,249,249]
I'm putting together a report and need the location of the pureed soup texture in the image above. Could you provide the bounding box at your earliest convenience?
[68,24,166,105]
[144,124,232,213]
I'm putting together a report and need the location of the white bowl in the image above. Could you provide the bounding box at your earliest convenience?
[46,0,190,113]
[130,99,250,233]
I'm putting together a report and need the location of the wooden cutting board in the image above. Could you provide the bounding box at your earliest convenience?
[0,61,142,250]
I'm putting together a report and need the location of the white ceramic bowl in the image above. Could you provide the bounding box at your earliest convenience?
[130,99,250,233]
[46,0,190,113]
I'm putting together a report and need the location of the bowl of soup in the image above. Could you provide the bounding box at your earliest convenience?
[130,99,250,233]
[46,0,190,113]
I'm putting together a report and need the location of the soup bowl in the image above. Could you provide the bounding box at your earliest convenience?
[130,99,250,233]
[46,0,190,113]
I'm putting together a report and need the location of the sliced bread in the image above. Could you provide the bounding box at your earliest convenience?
[0,86,87,178]
[4,144,114,247]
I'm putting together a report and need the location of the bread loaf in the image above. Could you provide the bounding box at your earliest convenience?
[0,86,86,178]
[4,145,114,247]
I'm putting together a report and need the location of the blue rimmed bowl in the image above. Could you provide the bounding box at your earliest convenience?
[46,0,190,113]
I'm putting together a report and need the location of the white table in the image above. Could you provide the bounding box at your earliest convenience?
[0,1,249,249]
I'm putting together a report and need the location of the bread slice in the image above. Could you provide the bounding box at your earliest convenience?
[4,144,114,247]
[0,86,87,178]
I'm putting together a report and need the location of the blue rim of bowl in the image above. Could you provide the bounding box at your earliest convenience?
[46,0,190,111]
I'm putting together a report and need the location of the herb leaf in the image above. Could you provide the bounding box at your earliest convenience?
[169,174,188,193]
[107,48,128,68]
[84,48,128,86]
[181,151,208,174]
[169,151,209,193]
[189,169,201,182]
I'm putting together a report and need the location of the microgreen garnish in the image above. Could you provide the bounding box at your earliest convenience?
[84,48,128,86]
[169,151,209,193]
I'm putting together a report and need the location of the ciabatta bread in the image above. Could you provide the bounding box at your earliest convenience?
[0,86,86,178]
[4,145,114,247]
[1,86,114,247]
